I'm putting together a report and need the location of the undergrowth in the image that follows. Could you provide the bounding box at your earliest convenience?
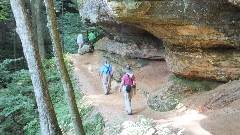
[0,57,103,135]
[169,75,222,91]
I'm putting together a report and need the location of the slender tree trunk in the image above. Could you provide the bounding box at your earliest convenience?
[10,0,62,134]
[0,22,7,49]
[43,0,85,135]
[35,0,46,59]
[30,0,37,35]
[61,0,64,53]
[31,0,46,59]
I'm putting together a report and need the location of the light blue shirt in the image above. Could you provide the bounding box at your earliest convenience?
[100,64,112,75]
[77,34,83,44]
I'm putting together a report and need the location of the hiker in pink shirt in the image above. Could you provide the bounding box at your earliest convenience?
[119,64,136,115]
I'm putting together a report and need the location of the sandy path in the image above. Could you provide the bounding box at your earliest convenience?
[69,51,172,120]
[69,52,206,135]
[68,52,239,135]
[69,53,141,121]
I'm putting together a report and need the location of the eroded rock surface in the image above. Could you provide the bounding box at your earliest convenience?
[79,0,240,81]
[229,0,240,7]
[166,46,240,81]
[97,37,165,60]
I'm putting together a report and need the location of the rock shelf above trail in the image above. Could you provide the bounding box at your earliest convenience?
[79,0,240,82]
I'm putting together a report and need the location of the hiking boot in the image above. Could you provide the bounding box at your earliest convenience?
[127,113,133,115]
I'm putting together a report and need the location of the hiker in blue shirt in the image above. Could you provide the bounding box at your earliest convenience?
[100,60,113,95]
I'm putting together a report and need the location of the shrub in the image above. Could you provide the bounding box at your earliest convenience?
[169,75,222,91]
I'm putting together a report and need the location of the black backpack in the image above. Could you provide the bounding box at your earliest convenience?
[126,74,133,93]
[126,85,132,93]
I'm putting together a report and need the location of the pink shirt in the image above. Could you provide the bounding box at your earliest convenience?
[121,74,135,85]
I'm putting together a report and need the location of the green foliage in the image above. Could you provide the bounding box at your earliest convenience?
[0,56,104,134]
[54,102,72,132]
[63,33,79,53]
[54,0,77,12]
[122,0,142,10]
[0,59,36,135]
[0,58,23,88]
[38,57,104,134]
[65,55,104,135]
[0,58,61,134]
[0,0,11,20]
[169,75,222,91]
[42,58,72,132]
[148,89,180,112]
[53,0,84,53]
[0,59,11,88]
[85,113,103,135]
[62,12,83,34]
[54,0,62,12]
[55,0,106,54]
[57,12,84,53]
[24,119,40,135]
[1,0,105,133]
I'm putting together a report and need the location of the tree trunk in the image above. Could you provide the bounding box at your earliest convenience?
[43,0,85,135]
[0,22,7,49]
[35,0,46,59]
[31,0,46,60]
[10,0,62,134]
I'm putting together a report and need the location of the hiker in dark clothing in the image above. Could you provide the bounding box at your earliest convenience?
[100,60,113,95]
[88,31,96,52]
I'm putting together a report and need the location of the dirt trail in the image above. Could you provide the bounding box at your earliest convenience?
[69,51,240,135]
[69,51,171,117]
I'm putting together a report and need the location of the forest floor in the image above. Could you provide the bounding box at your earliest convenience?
[69,50,240,135]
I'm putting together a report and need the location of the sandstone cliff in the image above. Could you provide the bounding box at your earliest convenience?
[79,0,240,82]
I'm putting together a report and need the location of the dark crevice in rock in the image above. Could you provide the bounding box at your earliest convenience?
[95,21,166,59]
[100,22,164,49]
[207,46,238,51]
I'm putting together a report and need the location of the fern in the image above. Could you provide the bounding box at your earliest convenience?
[0,59,36,134]
[0,57,104,134]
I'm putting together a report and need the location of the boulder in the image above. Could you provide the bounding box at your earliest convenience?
[78,45,90,55]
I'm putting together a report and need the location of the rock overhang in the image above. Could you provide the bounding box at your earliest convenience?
[79,0,240,81]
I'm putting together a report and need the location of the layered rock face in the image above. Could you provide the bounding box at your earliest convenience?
[97,36,165,60]
[79,0,240,82]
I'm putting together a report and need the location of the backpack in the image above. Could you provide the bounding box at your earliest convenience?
[125,74,133,93]
[104,65,111,75]
[126,84,132,93]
